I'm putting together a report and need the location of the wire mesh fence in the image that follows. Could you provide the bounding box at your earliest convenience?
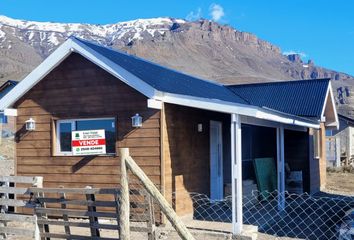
[243,191,354,240]
[2,173,353,239]
[125,160,354,240]
[164,190,353,240]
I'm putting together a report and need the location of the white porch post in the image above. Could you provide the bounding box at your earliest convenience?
[276,127,285,211]
[231,113,243,234]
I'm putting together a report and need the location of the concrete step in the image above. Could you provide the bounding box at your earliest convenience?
[236,225,258,240]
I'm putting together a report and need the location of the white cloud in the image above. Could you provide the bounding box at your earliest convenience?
[283,50,307,58]
[209,3,225,22]
[186,7,202,21]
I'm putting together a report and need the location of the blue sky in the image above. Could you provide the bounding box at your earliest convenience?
[0,0,353,75]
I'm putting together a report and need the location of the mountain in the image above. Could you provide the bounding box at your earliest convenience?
[0,15,353,117]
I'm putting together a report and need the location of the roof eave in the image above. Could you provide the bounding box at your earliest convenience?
[0,38,161,111]
[159,92,320,129]
[320,82,339,130]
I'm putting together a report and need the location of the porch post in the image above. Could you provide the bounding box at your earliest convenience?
[231,113,243,234]
[276,127,285,211]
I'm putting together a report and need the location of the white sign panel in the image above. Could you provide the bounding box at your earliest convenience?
[72,129,106,156]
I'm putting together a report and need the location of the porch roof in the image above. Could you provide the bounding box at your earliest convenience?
[227,79,330,119]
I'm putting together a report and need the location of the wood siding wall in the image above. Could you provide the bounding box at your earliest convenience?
[14,53,161,191]
[162,103,230,216]
[319,123,327,189]
[308,123,327,193]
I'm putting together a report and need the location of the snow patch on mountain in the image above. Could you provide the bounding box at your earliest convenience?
[0,15,186,44]
[0,29,5,40]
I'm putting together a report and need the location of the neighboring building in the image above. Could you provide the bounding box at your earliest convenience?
[0,80,18,128]
[0,37,338,231]
[0,80,18,176]
[326,114,354,167]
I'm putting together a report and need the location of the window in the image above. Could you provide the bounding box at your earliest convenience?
[313,129,321,158]
[56,118,116,156]
[325,129,332,137]
[0,113,8,124]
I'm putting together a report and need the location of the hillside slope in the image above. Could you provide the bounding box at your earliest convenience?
[0,15,353,116]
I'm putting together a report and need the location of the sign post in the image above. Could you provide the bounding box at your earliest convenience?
[72,129,106,156]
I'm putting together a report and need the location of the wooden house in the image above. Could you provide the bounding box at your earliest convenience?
[0,37,338,233]
[326,114,354,167]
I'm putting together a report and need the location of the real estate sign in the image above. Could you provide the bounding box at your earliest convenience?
[72,129,106,156]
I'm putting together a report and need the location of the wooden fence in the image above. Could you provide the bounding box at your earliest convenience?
[30,187,121,239]
[326,136,341,167]
[1,183,157,239]
[0,175,43,240]
[0,147,195,239]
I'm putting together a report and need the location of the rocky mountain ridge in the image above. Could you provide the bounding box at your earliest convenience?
[0,15,353,116]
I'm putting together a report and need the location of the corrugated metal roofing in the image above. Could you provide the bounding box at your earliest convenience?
[0,80,18,99]
[227,79,330,118]
[75,38,248,104]
[76,38,329,122]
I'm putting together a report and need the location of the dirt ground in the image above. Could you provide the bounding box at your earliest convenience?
[326,171,354,196]
[2,172,353,240]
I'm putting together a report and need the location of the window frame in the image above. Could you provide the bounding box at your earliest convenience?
[55,117,116,156]
[0,113,8,124]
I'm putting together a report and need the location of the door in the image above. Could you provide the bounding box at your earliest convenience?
[210,120,224,200]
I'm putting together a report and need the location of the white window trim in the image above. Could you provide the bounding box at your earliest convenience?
[55,117,116,156]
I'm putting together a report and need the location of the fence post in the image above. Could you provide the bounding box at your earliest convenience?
[0,180,8,239]
[123,150,195,240]
[119,148,130,240]
[33,177,50,240]
[34,215,40,240]
[336,137,341,167]
[32,177,43,240]
[59,186,71,238]
[85,186,100,237]
[147,194,156,240]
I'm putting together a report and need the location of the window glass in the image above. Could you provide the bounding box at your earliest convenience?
[59,122,72,152]
[325,130,332,137]
[0,113,7,124]
[76,119,116,154]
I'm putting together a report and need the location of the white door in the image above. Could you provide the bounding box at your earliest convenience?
[210,121,223,200]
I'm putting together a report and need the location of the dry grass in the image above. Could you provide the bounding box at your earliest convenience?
[326,170,354,196]
[0,138,15,160]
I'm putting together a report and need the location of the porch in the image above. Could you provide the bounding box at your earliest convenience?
[162,103,321,235]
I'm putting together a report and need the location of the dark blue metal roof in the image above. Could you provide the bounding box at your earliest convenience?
[227,79,330,118]
[74,38,328,123]
[0,80,18,99]
[75,38,248,104]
